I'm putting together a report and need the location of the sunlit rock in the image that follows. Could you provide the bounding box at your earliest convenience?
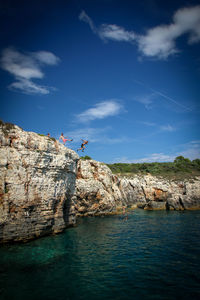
[0,122,79,243]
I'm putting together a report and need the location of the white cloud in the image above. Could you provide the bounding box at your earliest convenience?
[1,48,43,79]
[99,24,136,42]
[79,10,136,43]
[138,5,200,59]
[174,6,200,44]
[0,47,60,94]
[76,100,123,122]
[80,5,200,59]
[9,79,50,95]
[33,51,60,65]
[138,24,179,59]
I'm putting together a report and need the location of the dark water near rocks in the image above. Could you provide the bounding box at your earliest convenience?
[0,210,200,300]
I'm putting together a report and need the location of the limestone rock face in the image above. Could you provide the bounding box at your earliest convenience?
[1,122,200,243]
[0,123,79,243]
[134,175,200,210]
[120,174,200,210]
[74,160,127,216]
[75,160,200,214]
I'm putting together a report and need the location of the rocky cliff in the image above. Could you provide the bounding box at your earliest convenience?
[0,123,200,243]
[0,122,79,243]
[73,159,126,216]
[74,159,200,215]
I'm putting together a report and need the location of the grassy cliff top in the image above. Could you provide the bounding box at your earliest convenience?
[106,156,200,180]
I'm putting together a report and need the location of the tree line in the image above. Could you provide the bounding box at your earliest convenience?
[106,156,200,179]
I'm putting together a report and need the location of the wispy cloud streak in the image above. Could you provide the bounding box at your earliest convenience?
[151,89,192,112]
[79,10,136,43]
[76,100,123,122]
[99,24,136,42]
[133,79,192,112]
[79,10,98,34]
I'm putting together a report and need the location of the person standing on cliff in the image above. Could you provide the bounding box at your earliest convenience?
[77,139,88,152]
[59,133,73,145]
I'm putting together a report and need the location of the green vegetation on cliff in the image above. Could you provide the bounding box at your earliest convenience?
[80,155,92,160]
[0,120,18,136]
[107,156,200,179]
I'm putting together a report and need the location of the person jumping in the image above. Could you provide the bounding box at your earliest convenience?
[59,133,73,145]
[77,139,88,152]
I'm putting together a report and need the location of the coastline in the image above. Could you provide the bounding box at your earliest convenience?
[0,122,200,243]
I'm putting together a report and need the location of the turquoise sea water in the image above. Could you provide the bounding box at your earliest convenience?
[0,209,200,300]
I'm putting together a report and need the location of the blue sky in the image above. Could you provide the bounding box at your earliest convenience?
[0,0,200,163]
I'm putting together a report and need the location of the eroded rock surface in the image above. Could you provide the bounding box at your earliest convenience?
[1,123,200,244]
[74,160,200,214]
[0,123,79,243]
[73,160,124,216]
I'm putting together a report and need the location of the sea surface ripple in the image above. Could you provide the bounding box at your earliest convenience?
[0,209,200,300]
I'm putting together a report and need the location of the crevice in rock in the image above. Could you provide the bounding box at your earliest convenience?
[179,196,185,210]
[4,182,9,194]
[141,186,148,203]
[129,182,135,190]
[166,201,170,210]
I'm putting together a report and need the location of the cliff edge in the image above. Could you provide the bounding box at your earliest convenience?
[0,122,200,244]
[0,122,79,243]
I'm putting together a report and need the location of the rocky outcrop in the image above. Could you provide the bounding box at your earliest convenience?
[74,159,200,214]
[1,122,200,243]
[0,122,79,243]
[73,160,125,216]
[128,175,200,210]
